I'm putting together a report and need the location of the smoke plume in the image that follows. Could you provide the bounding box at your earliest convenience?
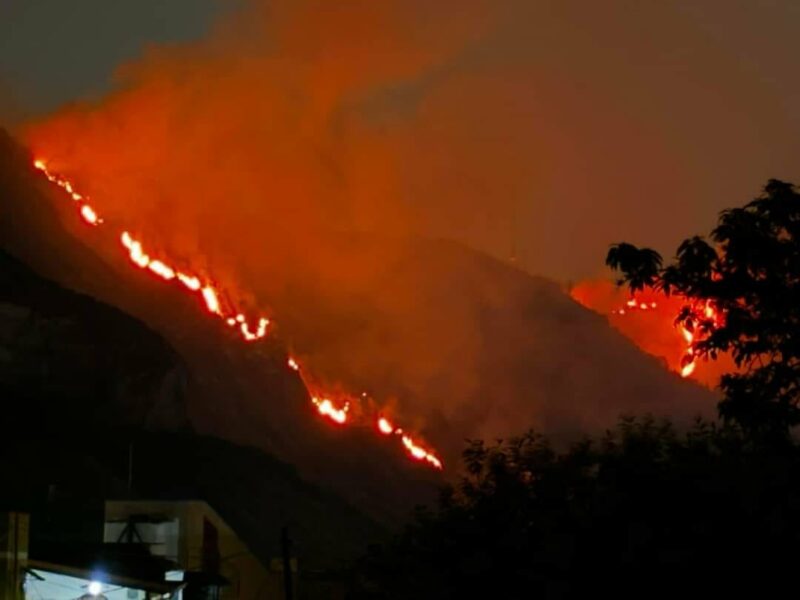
[24,0,778,440]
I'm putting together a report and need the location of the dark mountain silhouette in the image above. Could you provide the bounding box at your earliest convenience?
[0,221,384,570]
[0,128,715,529]
[0,129,441,526]
[0,246,189,430]
[252,234,716,460]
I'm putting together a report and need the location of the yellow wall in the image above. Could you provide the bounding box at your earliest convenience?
[105,501,290,600]
[0,513,29,600]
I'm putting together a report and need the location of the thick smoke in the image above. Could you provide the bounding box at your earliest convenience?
[23,0,491,264]
[24,1,800,281]
[23,0,790,440]
[22,0,509,436]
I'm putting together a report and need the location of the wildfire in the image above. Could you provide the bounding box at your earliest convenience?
[378,417,395,435]
[240,317,270,341]
[401,435,443,470]
[80,205,101,226]
[615,294,721,379]
[571,280,734,385]
[312,397,349,425]
[680,361,696,378]
[34,159,101,225]
[178,273,202,291]
[33,158,443,470]
[201,286,222,316]
[120,228,269,339]
[148,260,176,281]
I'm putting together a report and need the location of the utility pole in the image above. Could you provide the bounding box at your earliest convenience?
[280,527,293,600]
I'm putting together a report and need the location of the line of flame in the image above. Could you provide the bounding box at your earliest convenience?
[613,295,720,379]
[33,159,442,470]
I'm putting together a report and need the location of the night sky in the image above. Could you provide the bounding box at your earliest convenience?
[3,0,800,280]
[0,0,231,115]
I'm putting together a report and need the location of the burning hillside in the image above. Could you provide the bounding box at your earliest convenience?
[33,157,443,470]
[571,280,737,388]
[2,0,731,514]
[1,130,444,524]
[1,124,723,526]
[4,125,716,449]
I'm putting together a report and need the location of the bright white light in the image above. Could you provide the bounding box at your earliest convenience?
[88,581,103,596]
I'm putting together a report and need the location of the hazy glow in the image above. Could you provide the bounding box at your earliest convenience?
[33,159,442,470]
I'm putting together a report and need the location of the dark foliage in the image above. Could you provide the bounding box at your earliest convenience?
[607,179,800,433]
[353,419,800,599]
[352,181,800,598]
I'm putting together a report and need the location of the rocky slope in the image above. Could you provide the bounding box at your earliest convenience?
[0,127,716,524]
[0,247,189,431]
[0,231,384,570]
[0,129,441,525]
[240,233,718,460]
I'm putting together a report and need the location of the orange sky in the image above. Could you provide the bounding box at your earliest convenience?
[12,0,800,283]
[16,0,795,397]
[570,280,737,388]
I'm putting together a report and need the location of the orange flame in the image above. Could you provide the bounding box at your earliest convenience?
[378,417,394,435]
[571,281,732,385]
[80,205,101,226]
[33,158,443,470]
[148,260,176,281]
[680,362,697,378]
[177,273,201,291]
[616,294,721,379]
[401,435,443,470]
[201,286,222,315]
[312,397,349,425]
[34,159,101,224]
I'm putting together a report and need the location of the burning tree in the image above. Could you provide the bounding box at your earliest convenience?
[607,179,800,434]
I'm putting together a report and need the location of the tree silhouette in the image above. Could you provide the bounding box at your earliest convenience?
[608,179,800,434]
[353,419,800,599]
[351,180,800,599]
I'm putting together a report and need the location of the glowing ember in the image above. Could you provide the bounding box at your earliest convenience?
[681,362,697,378]
[312,397,349,424]
[121,232,150,268]
[80,204,101,225]
[201,286,222,315]
[34,158,444,471]
[35,160,102,224]
[378,417,394,435]
[401,435,443,470]
[178,273,201,291]
[615,294,721,379]
[240,317,269,341]
[148,260,176,280]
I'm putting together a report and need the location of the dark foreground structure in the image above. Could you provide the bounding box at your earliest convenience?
[1,500,300,600]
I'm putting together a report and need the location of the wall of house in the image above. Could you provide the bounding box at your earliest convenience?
[0,513,28,600]
[104,501,289,600]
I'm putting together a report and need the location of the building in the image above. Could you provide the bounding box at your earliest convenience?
[0,513,28,600]
[103,501,293,600]
[25,555,181,600]
[0,501,294,600]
